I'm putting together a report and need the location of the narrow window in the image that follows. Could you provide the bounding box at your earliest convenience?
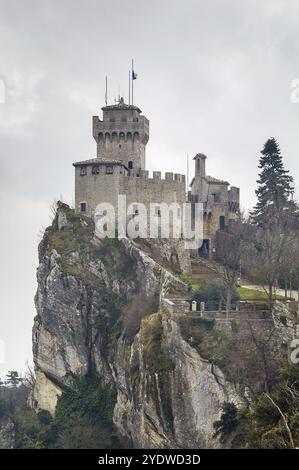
[133,204,139,215]
[80,166,87,176]
[106,165,113,174]
[155,206,161,217]
[128,161,133,169]
[219,215,225,231]
[92,165,100,175]
[80,202,87,213]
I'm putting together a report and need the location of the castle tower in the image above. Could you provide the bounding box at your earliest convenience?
[92,97,149,172]
[191,153,208,202]
[194,153,206,178]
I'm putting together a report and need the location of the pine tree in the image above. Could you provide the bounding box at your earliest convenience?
[5,370,22,387]
[251,138,295,226]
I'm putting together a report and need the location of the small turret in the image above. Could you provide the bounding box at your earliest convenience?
[194,153,207,178]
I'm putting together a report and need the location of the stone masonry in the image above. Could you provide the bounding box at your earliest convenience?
[189,153,240,255]
[73,98,240,254]
[73,98,186,230]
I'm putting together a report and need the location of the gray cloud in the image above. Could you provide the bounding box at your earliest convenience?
[0,0,298,375]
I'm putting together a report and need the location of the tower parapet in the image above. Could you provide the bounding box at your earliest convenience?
[92,97,149,172]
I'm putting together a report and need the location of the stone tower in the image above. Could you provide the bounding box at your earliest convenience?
[92,97,149,172]
[191,153,208,202]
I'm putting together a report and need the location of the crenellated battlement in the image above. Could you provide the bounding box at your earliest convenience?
[74,98,240,237]
[93,116,149,140]
[92,99,149,169]
[133,170,185,183]
[73,160,185,185]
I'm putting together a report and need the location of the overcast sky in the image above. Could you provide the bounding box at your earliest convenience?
[0,0,299,377]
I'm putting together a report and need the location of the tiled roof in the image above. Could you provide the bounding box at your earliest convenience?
[205,176,229,185]
[189,175,229,187]
[193,153,207,160]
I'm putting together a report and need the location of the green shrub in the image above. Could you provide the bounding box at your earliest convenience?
[14,374,130,449]
[178,316,228,369]
[213,402,239,443]
[193,283,240,304]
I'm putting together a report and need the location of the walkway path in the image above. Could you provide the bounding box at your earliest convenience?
[241,283,298,301]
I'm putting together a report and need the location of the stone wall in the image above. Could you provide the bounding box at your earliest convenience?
[92,109,149,170]
[75,165,186,227]
[74,163,125,216]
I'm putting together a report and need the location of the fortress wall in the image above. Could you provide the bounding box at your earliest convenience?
[191,177,209,203]
[75,167,186,221]
[96,133,146,168]
[228,186,240,203]
[203,205,223,242]
[119,173,186,208]
[74,166,123,215]
[207,182,229,203]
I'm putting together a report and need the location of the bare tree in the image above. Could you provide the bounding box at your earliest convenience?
[23,362,36,391]
[264,393,295,449]
[248,213,299,312]
[208,223,244,314]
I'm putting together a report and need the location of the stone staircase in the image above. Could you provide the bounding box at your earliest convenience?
[190,257,222,283]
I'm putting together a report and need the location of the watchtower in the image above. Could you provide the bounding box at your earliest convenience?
[92,97,149,172]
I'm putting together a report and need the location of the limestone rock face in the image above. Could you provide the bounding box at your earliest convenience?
[113,316,242,448]
[272,301,297,342]
[32,203,240,448]
[31,370,62,416]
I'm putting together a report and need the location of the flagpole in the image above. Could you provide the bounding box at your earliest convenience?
[129,70,131,105]
[132,58,134,105]
[187,154,189,199]
[105,76,108,105]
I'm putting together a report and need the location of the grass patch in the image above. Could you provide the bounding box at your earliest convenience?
[237,287,285,301]
[179,275,200,293]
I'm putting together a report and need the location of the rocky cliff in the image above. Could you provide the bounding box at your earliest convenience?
[32,203,293,448]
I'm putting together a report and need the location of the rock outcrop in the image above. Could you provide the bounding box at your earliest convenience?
[31,203,250,448]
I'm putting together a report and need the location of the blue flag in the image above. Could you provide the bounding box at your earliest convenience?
[132,70,138,80]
